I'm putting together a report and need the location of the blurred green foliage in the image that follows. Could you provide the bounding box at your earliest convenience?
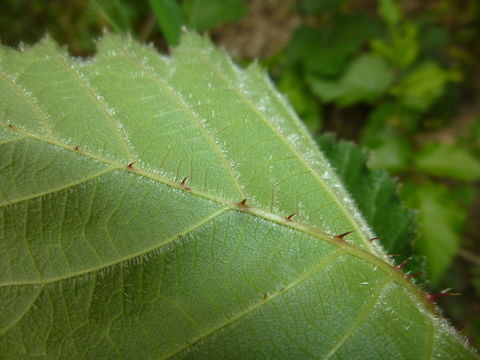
[182,0,246,33]
[147,0,183,45]
[0,0,478,346]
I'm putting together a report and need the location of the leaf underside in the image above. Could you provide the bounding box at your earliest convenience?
[0,33,476,359]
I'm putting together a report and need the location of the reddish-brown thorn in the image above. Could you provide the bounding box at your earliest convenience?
[426,288,461,303]
[404,272,424,280]
[180,176,188,186]
[7,124,15,129]
[179,176,190,191]
[127,162,135,170]
[237,199,248,208]
[334,231,354,241]
[286,213,296,221]
[396,256,412,270]
[74,146,80,151]
[369,237,379,242]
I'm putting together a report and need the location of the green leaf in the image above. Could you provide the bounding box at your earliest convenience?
[277,69,322,134]
[148,0,183,45]
[370,23,419,68]
[415,142,480,181]
[378,0,401,27]
[317,135,416,255]
[308,54,394,106]
[182,0,246,33]
[0,33,476,359]
[360,103,416,173]
[90,0,132,33]
[299,0,342,13]
[402,182,467,284]
[391,62,457,112]
[286,17,381,78]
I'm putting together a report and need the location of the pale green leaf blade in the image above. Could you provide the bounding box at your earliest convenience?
[0,33,476,359]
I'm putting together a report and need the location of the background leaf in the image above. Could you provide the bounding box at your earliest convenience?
[391,63,457,112]
[378,0,401,27]
[402,182,468,284]
[182,0,246,33]
[148,0,183,45]
[286,16,381,78]
[415,143,480,181]
[308,54,394,106]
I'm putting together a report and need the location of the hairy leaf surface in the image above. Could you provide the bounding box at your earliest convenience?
[0,34,476,359]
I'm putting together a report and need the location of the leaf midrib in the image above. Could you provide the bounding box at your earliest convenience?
[0,38,435,336]
[0,122,430,313]
[0,36,475,360]
[3,37,376,258]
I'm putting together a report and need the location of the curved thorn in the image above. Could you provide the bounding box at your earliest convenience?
[396,257,412,270]
[334,231,354,241]
[286,213,296,221]
[180,176,189,186]
[426,288,461,302]
[405,272,424,280]
[237,199,248,208]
